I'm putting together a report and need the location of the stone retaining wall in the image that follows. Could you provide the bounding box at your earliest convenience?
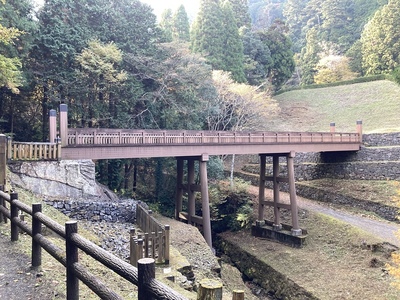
[44,199,137,223]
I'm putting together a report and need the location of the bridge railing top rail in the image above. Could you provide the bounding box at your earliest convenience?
[67,128,361,146]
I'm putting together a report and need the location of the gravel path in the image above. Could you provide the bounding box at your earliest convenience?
[253,186,400,247]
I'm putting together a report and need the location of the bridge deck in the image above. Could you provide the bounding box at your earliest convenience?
[61,129,361,160]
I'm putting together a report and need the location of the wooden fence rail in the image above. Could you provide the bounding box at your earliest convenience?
[0,187,187,300]
[132,203,170,266]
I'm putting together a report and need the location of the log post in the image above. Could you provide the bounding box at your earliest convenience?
[197,278,223,300]
[0,185,4,223]
[10,192,19,242]
[129,228,136,266]
[66,220,79,300]
[232,290,245,300]
[199,154,212,248]
[164,225,170,264]
[32,203,42,269]
[138,258,155,300]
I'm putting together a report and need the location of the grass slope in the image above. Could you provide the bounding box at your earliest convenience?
[270,80,400,133]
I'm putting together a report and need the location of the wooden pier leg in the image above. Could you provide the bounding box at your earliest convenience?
[175,158,184,220]
[273,155,282,230]
[187,159,195,225]
[257,155,266,226]
[287,151,302,236]
[199,154,212,249]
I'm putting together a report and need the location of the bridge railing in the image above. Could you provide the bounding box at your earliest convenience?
[7,140,61,160]
[67,129,361,146]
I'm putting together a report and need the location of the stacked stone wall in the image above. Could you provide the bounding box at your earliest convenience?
[44,199,137,223]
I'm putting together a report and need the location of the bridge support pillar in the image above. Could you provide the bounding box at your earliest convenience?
[257,152,302,236]
[175,154,212,249]
[287,151,301,235]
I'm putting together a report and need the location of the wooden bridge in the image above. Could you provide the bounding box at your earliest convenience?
[1,104,363,248]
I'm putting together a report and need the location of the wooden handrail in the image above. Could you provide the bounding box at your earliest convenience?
[0,188,187,300]
[67,128,361,146]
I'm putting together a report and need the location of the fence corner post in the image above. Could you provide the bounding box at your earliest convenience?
[32,203,42,269]
[10,192,19,242]
[65,220,79,300]
[138,257,155,300]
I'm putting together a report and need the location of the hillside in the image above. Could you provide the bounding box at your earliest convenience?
[269,80,400,134]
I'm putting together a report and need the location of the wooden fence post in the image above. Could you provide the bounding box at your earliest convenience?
[10,192,19,242]
[197,278,223,300]
[66,220,79,300]
[164,225,170,264]
[232,290,245,300]
[0,185,4,223]
[130,228,136,266]
[0,135,6,187]
[32,203,42,268]
[138,258,155,300]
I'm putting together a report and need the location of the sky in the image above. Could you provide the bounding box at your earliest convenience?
[33,0,200,21]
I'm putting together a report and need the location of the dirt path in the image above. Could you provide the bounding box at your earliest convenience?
[249,186,400,247]
[297,196,400,246]
[0,228,55,300]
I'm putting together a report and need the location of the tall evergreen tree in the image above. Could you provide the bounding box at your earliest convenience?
[191,0,225,70]
[241,27,272,86]
[172,5,190,42]
[160,9,173,42]
[361,0,400,75]
[259,20,295,89]
[225,0,251,29]
[221,1,246,83]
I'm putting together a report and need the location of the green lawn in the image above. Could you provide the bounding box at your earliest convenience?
[270,80,400,134]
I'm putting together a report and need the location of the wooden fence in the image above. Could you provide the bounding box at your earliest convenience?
[0,187,187,300]
[131,203,170,266]
[7,139,61,161]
